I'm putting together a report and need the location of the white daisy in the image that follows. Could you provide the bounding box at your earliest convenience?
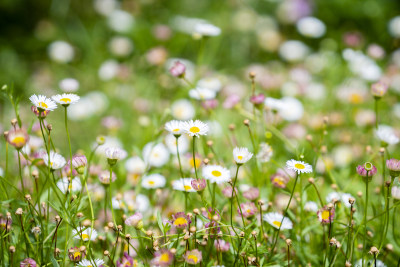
[304,201,318,212]
[42,151,66,170]
[165,134,189,155]
[326,192,355,208]
[197,77,222,92]
[51,93,80,106]
[141,174,166,189]
[376,125,399,145]
[29,94,57,111]
[172,178,196,192]
[256,143,273,163]
[182,120,209,137]
[202,164,231,184]
[72,227,98,241]
[188,87,217,100]
[112,196,126,210]
[125,156,146,174]
[263,212,293,230]
[233,147,253,164]
[56,177,82,194]
[142,142,170,167]
[78,259,105,267]
[105,146,127,160]
[194,23,221,36]
[171,99,195,120]
[286,159,313,174]
[165,120,184,136]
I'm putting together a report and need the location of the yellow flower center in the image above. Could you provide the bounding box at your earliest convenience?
[350,93,362,104]
[148,181,155,185]
[60,98,71,103]
[188,254,199,263]
[294,163,305,169]
[174,217,188,226]
[273,177,285,186]
[321,210,330,220]
[237,155,243,160]
[211,170,221,177]
[39,102,48,108]
[160,253,170,263]
[190,126,200,133]
[73,251,81,259]
[12,136,25,145]
[173,128,180,132]
[273,221,281,227]
[184,185,191,191]
[189,158,201,168]
[81,233,89,240]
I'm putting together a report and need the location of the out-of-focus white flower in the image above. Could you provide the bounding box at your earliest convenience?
[165,120,184,136]
[279,40,309,62]
[98,59,120,81]
[68,92,109,121]
[194,23,221,36]
[72,227,97,241]
[189,87,216,100]
[125,156,146,174]
[376,125,399,145]
[48,41,74,63]
[197,77,222,92]
[304,83,326,101]
[296,17,326,38]
[165,134,189,155]
[342,48,381,81]
[171,99,195,120]
[109,36,133,57]
[388,16,400,38]
[105,146,127,161]
[172,178,196,192]
[142,142,170,167]
[326,192,355,208]
[279,97,304,121]
[42,151,66,170]
[107,10,134,33]
[59,78,79,92]
[141,174,166,189]
[332,146,354,167]
[56,177,82,194]
[257,143,273,163]
[304,201,318,212]
[263,212,293,230]
[93,0,118,16]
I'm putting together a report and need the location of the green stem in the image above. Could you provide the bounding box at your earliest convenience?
[17,150,25,193]
[192,136,198,179]
[362,179,369,267]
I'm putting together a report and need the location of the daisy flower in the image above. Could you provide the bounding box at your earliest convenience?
[29,94,57,111]
[72,227,98,241]
[356,162,377,178]
[263,212,293,230]
[182,120,209,137]
[141,174,166,189]
[7,128,29,150]
[68,246,85,262]
[20,258,37,267]
[169,212,191,229]
[317,205,335,224]
[184,249,203,265]
[202,164,231,184]
[42,151,66,170]
[233,147,253,164]
[376,125,399,146]
[150,249,174,267]
[165,120,184,136]
[256,142,273,163]
[78,259,105,267]
[142,142,170,168]
[172,178,196,192]
[56,177,82,194]
[286,159,313,174]
[304,201,319,212]
[105,146,127,161]
[191,178,207,192]
[214,239,230,252]
[189,87,217,100]
[238,202,257,218]
[98,170,117,185]
[51,93,80,106]
[194,23,221,36]
[386,158,400,177]
[125,212,143,229]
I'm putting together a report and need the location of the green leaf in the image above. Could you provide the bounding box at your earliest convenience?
[157,210,164,234]
[50,256,60,267]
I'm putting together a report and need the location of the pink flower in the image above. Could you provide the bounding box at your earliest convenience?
[116,252,134,267]
[214,239,230,252]
[250,93,265,105]
[386,159,400,177]
[20,258,37,267]
[371,82,388,98]
[169,61,186,77]
[191,178,207,192]
[169,212,191,229]
[243,187,259,201]
[356,162,377,178]
[125,212,143,229]
[238,202,257,218]
[201,99,219,110]
[317,205,335,224]
[222,186,237,198]
[223,94,241,109]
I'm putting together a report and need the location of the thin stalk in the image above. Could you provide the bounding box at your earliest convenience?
[17,150,25,193]
[64,107,73,197]
[362,178,370,267]
[192,136,198,179]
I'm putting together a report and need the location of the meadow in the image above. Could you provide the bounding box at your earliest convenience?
[1,0,400,266]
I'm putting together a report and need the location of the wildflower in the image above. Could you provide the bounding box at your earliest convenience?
[78,259,105,267]
[386,158,400,177]
[356,162,377,180]
[125,212,143,229]
[182,120,209,137]
[205,221,220,237]
[233,147,253,164]
[238,202,257,218]
[165,134,189,155]
[184,249,202,265]
[72,227,98,241]
[392,186,400,200]
[51,93,80,106]
[7,128,29,150]
[286,159,313,174]
[376,125,399,146]
[263,212,293,230]
[172,178,196,192]
[31,225,41,235]
[59,78,79,92]
[169,212,191,229]
[371,82,388,98]
[189,87,216,100]
[243,187,259,201]
[98,170,117,185]
[0,214,12,231]
[194,23,221,37]
[105,146,127,165]
[270,169,293,188]
[191,178,207,192]
[68,247,85,262]
[250,93,265,107]
[326,192,355,208]
[116,252,135,267]
[256,143,273,163]
[29,94,57,112]
[150,249,174,267]
[202,164,230,184]
[165,120,184,136]
[71,155,87,174]
[214,239,230,252]
[169,61,186,78]
[20,258,37,267]
[141,174,166,189]
[171,99,195,120]
[42,151,66,170]
[296,17,326,38]
[56,177,82,194]
[304,201,318,212]
[125,156,146,175]
[222,186,237,198]
[142,142,170,167]
[317,205,335,224]
[202,207,221,221]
